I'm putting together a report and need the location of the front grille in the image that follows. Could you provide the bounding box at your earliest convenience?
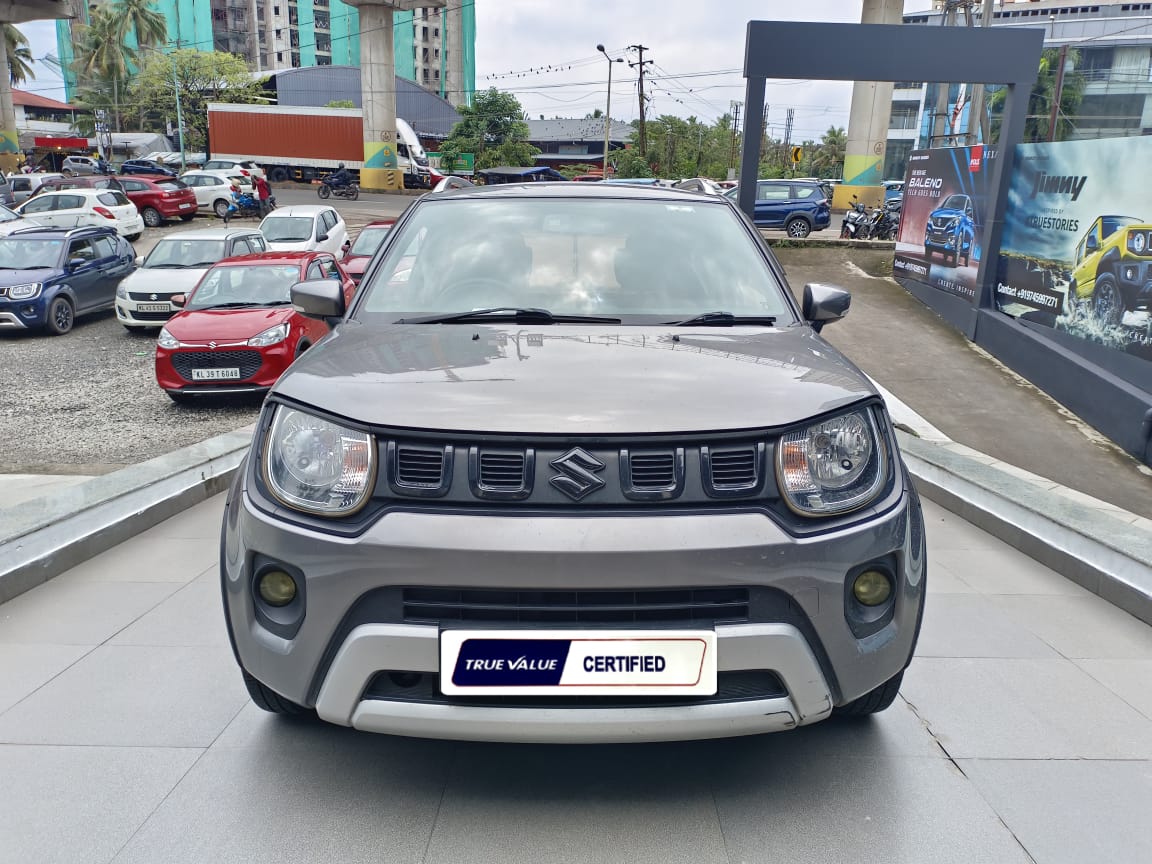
[128,291,176,301]
[171,349,263,381]
[363,669,786,708]
[396,445,446,487]
[479,451,526,490]
[630,452,676,489]
[128,310,175,322]
[710,449,757,485]
[403,586,750,626]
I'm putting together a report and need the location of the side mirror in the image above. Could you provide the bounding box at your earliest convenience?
[170,294,186,308]
[802,283,851,332]
[316,232,329,243]
[134,255,144,267]
[66,257,87,270]
[1085,235,1099,253]
[291,278,345,325]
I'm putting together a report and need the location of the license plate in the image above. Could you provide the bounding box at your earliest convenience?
[440,630,717,696]
[179,203,193,209]
[191,367,241,381]
[136,303,170,312]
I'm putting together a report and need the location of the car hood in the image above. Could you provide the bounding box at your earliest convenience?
[274,323,876,434]
[341,255,370,276]
[266,240,315,252]
[165,306,295,341]
[0,266,59,285]
[929,208,966,220]
[121,267,207,293]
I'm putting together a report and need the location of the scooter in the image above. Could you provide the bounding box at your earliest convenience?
[840,197,870,239]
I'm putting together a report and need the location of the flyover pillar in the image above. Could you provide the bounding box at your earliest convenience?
[0,32,17,174]
[842,0,903,191]
[343,0,444,192]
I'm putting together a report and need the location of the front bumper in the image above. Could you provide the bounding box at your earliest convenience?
[156,342,292,393]
[222,464,926,742]
[116,297,176,327]
[0,299,45,329]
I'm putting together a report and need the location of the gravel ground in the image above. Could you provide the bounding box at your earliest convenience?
[0,186,410,473]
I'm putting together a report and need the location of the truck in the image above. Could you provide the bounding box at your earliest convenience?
[206,103,431,187]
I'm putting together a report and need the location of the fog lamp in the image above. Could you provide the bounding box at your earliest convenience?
[258,570,297,606]
[852,570,892,607]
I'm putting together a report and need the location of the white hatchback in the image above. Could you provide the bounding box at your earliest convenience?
[16,189,144,241]
[259,205,348,255]
[180,170,253,219]
[202,158,265,182]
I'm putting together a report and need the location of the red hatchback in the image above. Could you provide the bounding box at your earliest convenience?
[118,176,199,227]
[155,251,355,403]
[340,218,396,283]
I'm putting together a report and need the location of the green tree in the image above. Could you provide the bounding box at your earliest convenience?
[988,48,1084,142]
[72,7,134,132]
[5,24,35,87]
[810,126,846,178]
[326,99,356,109]
[115,0,168,47]
[441,87,539,169]
[131,49,263,152]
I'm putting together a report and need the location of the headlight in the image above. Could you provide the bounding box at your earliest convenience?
[116,283,127,299]
[776,408,887,516]
[248,322,290,347]
[157,327,180,349]
[1129,231,1147,255]
[263,406,375,516]
[8,282,42,300]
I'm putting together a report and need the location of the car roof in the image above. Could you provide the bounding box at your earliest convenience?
[153,227,264,240]
[434,182,722,203]
[5,225,116,239]
[209,251,323,266]
[264,204,333,216]
[34,187,118,197]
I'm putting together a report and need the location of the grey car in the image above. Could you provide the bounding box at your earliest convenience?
[221,183,927,743]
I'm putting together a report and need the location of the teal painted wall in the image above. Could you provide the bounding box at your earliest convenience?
[296,0,316,66]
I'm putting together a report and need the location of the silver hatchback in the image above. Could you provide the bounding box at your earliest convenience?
[221,183,927,742]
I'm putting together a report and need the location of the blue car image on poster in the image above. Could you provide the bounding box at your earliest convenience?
[924,193,976,267]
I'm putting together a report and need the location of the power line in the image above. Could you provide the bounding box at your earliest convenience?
[628,44,652,156]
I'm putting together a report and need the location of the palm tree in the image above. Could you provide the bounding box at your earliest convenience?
[4,24,35,87]
[988,49,1084,142]
[72,7,135,133]
[115,0,168,48]
[811,126,847,178]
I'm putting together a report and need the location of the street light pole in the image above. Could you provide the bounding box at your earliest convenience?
[596,44,623,180]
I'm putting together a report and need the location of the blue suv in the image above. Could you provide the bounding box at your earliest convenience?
[0,226,136,335]
[725,180,831,237]
[924,193,976,267]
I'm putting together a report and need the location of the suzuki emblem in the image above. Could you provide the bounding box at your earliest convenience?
[549,448,606,501]
[149,293,157,300]
[208,341,217,349]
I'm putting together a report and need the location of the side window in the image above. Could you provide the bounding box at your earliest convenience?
[790,185,817,199]
[68,238,97,261]
[306,261,325,281]
[93,236,119,258]
[22,196,54,213]
[756,184,791,201]
[58,195,85,210]
[248,234,266,252]
[316,256,341,279]
[121,180,143,192]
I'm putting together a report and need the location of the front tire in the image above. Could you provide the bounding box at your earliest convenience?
[46,296,74,335]
[125,232,141,242]
[242,670,313,716]
[348,184,360,201]
[213,199,230,219]
[317,184,331,200]
[833,670,904,717]
[1092,272,1125,327]
[141,207,163,228]
[785,217,811,238]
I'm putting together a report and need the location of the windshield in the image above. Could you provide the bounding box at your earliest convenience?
[939,195,969,211]
[349,225,393,256]
[261,216,314,243]
[0,238,64,269]
[356,198,792,322]
[187,264,301,309]
[144,238,227,268]
[0,205,18,223]
[1100,215,1142,240]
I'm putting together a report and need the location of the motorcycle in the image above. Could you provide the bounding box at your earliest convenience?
[866,203,899,241]
[840,197,870,239]
[222,189,272,222]
[318,177,360,201]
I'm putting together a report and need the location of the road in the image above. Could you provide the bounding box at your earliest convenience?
[1,493,1150,863]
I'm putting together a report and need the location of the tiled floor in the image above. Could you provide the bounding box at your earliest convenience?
[1,495,1150,863]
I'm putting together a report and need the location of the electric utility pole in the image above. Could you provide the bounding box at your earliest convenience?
[729,101,743,177]
[629,44,653,156]
[782,108,795,173]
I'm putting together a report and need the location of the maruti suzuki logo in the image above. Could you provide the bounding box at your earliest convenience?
[549,447,606,501]
[208,341,217,349]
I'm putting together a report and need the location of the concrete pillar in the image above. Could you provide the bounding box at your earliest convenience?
[0,28,20,175]
[843,0,903,186]
[445,2,464,108]
[345,0,402,191]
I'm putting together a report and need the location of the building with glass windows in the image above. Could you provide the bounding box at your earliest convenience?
[57,0,475,106]
[885,0,1152,180]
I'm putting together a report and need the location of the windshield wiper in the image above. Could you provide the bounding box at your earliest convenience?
[196,302,261,310]
[668,311,777,327]
[398,307,622,325]
[144,263,188,269]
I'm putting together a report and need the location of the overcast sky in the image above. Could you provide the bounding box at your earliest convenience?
[16,0,926,142]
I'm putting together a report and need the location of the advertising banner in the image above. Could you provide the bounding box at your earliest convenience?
[996,137,1152,361]
[894,145,999,303]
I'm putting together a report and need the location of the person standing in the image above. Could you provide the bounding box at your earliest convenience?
[255,175,272,216]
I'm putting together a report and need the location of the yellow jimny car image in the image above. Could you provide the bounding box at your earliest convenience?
[1069,214,1152,326]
